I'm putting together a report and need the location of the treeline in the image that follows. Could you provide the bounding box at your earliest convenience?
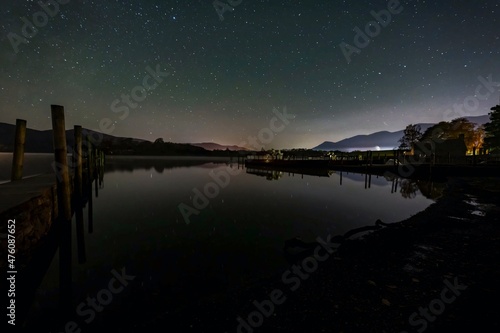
[99,138,242,156]
[399,104,500,153]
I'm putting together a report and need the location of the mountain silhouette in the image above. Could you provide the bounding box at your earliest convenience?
[312,115,490,151]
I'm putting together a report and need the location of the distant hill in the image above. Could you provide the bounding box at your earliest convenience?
[0,123,211,156]
[312,115,490,151]
[191,142,248,151]
[0,122,148,153]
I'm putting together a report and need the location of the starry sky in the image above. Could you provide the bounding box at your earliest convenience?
[1,0,499,149]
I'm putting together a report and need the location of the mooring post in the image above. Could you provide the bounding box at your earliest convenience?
[88,176,94,234]
[74,126,83,197]
[76,205,86,263]
[51,105,73,311]
[94,152,99,198]
[11,119,27,181]
[51,105,72,221]
[87,136,94,177]
[73,125,86,263]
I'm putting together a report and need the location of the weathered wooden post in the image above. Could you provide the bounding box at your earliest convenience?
[11,119,27,181]
[94,149,99,198]
[74,126,83,197]
[87,136,94,177]
[51,105,72,311]
[72,125,86,263]
[88,176,94,234]
[51,105,72,221]
[472,146,476,166]
[75,204,86,263]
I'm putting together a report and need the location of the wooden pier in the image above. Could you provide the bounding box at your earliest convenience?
[0,105,106,325]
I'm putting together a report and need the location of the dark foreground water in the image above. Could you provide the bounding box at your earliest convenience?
[3,155,438,331]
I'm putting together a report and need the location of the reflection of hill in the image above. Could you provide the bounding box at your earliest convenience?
[246,166,330,179]
[104,157,232,173]
[246,169,284,181]
[339,172,389,186]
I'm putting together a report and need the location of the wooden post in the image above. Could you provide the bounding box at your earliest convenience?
[51,105,72,221]
[74,126,83,197]
[11,119,27,181]
[88,176,94,234]
[94,149,99,198]
[51,105,72,311]
[473,146,476,166]
[75,204,86,263]
[87,137,94,177]
[73,126,86,263]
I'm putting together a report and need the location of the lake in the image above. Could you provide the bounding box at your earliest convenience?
[1,154,438,331]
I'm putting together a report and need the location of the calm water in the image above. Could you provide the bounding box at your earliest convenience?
[0,153,55,183]
[8,155,438,331]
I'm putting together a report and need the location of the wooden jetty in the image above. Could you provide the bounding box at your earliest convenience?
[0,105,106,324]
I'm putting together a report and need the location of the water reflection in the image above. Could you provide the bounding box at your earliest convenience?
[104,155,235,174]
[24,157,436,332]
[246,166,446,200]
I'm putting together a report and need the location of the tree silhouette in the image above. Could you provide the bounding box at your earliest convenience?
[398,124,423,150]
[421,118,483,153]
[484,104,500,152]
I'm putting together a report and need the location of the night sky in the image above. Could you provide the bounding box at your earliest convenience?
[1,0,499,149]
